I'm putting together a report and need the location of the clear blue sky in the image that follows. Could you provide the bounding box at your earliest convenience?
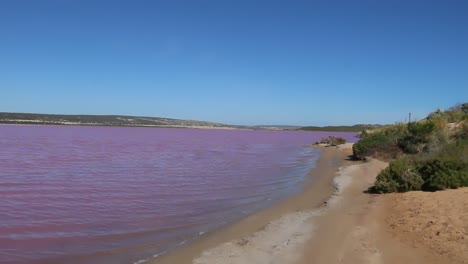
[1,0,467,125]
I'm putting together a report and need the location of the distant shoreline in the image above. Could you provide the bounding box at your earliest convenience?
[0,121,250,130]
[0,112,243,130]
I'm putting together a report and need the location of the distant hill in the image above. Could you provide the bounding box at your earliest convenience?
[0,112,384,131]
[0,112,233,129]
[298,124,383,132]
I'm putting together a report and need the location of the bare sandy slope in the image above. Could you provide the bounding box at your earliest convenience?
[383,189,468,264]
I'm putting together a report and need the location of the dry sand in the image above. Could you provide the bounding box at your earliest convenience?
[383,189,468,264]
[151,145,467,264]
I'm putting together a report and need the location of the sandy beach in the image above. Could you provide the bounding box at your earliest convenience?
[152,144,467,264]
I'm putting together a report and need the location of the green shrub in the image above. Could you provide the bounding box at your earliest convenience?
[353,122,428,159]
[423,129,449,153]
[424,170,468,191]
[407,121,436,141]
[318,136,346,146]
[438,138,468,163]
[445,110,465,123]
[353,133,394,159]
[419,158,468,191]
[371,159,424,193]
[398,135,425,154]
[371,139,468,193]
[398,121,437,154]
[371,157,468,193]
[427,109,446,121]
[367,103,468,193]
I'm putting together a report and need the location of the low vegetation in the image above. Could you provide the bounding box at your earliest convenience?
[299,124,381,132]
[354,103,468,193]
[315,136,346,146]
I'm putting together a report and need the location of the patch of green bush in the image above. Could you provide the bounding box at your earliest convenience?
[371,159,423,193]
[380,122,408,137]
[427,109,445,120]
[444,103,468,122]
[370,139,468,193]
[419,158,468,191]
[365,103,468,193]
[397,136,424,154]
[407,121,436,141]
[445,110,465,123]
[352,133,395,159]
[318,136,346,146]
[395,121,436,154]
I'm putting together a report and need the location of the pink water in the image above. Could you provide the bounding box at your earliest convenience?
[0,125,357,264]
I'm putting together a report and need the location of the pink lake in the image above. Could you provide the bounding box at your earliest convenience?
[0,125,357,264]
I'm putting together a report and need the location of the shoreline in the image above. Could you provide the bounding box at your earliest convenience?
[0,122,247,130]
[151,145,354,264]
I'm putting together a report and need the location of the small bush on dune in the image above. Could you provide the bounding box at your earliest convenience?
[419,158,468,191]
[426,104,467,124]
[398,121,437,154]
[371,139,468,193]
[353,133,395,160]
[442,103,468,122]
[371,159,424,193]
[424,170,468,191]
[380,122,408,137]
[423,129,449,153]
[318,136,346,146]
[407,121,436,141]
[445,110,465,123]
[437,138,468,163]
[334,137,346,145]
[398,136,425,154]
[427,109,446,121]
[371,156,468,193]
